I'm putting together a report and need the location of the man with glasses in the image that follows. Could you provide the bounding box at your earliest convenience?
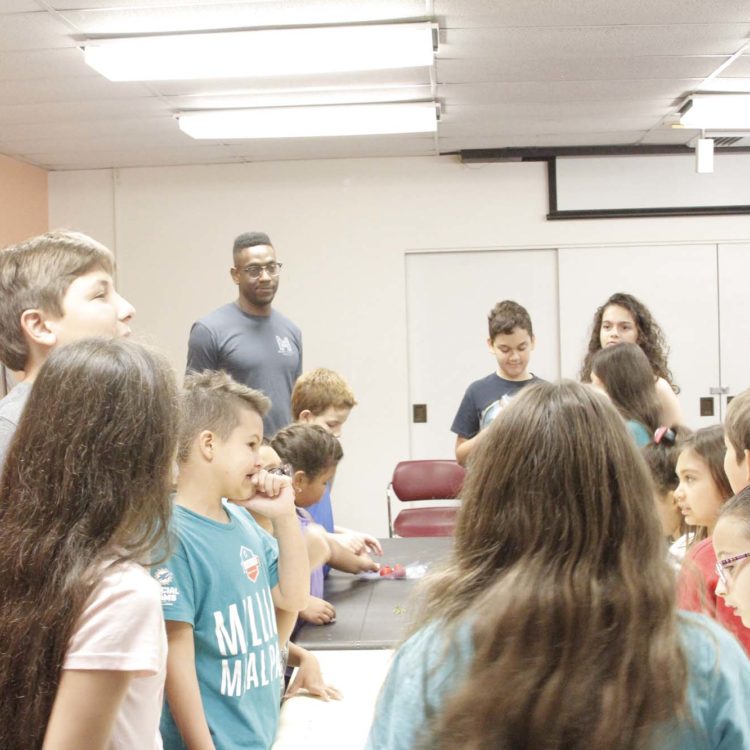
[186,231,302,436]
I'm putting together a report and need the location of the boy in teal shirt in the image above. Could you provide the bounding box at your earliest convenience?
[155,371,309,749]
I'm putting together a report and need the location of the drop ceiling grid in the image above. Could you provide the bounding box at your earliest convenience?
[0,1,745,168]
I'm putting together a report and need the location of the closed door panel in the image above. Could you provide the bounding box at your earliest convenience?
[718,244,750,419]
[559,244,720,429]
[406,248,559,459]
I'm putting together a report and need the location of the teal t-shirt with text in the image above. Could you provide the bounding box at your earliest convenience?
[154,501,281,750]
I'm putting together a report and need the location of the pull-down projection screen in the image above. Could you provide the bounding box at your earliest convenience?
[549,153,750,219]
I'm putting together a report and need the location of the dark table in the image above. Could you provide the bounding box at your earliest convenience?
[295,536,453,650]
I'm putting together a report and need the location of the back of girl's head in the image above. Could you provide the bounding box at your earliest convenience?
[0,337,178,749]
[591,342,661,432]
[417,380,686,750]
[642,426,689,495]
[580,292,673,385]
[1,337,178,556]
[452,379,663,579]
[679,425,733,501]
[271,423,343,478]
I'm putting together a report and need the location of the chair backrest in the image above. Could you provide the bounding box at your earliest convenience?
[391,460,465,502]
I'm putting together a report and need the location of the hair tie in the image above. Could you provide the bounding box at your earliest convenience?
[654,426,676,446]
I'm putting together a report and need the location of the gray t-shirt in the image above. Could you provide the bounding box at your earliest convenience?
[0,380,32,471]
[186,303,302,437]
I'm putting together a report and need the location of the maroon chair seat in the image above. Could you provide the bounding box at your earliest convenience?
[393,506,459,538]
[387,459,465,538]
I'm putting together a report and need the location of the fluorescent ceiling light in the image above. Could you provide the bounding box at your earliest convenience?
[178,102,438,139]
[84,23,435,81]
[680,94,750,129]
[697,78,750,93]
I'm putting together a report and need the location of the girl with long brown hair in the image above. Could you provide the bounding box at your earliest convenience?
[0,338,178,750]
[590,341,661,446]
[367,381,750,750]
[580,292,682,426]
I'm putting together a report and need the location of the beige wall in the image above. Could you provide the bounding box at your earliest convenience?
[0,153,47,247]
[48,156,750,535]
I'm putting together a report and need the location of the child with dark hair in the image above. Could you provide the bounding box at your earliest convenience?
[451,299,542,466]
[0,338,178,750]
[675,426,750,654]
[580,291,682,426]
[591,342,661,446]
[642,426,695,566]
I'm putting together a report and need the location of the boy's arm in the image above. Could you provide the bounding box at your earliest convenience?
[455,432,484,467]
[331,526,383,556]
[164,620,216,750]
[241,471,310,612]
[285,643,341,701]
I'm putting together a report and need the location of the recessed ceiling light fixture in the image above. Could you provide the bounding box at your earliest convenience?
[680,94,750,130]
[178,102,439,139]
[84,22,436,81]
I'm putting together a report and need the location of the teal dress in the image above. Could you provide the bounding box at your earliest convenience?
[627,419,651,447]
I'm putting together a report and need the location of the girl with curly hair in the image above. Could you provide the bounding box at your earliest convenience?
[580,292,682,426]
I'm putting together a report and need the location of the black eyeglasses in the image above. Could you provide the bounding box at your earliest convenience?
[240,262,283,279]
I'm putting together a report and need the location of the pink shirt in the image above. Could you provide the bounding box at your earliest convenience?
[64,560,167,749]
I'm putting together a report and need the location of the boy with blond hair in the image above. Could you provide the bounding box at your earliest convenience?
[291,368,381,558]
[156,371,309,750]
[0,231,135,465]
[724,389,750,494]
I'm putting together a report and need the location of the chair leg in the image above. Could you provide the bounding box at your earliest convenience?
[386,483,394,538]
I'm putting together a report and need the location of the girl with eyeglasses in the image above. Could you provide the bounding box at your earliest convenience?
[367,381,750,750]
[714,487,750,630]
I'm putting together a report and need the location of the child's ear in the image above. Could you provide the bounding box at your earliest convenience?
[292,470,307,494]
[197,430,215,460]
[298,409,313,424]
[19,309,57,349]
[486,337,495,354]
[529,334,536,350]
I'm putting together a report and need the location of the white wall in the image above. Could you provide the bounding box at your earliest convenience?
[48,156,750,536]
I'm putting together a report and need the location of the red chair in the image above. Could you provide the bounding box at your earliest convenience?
[387,460,465,537]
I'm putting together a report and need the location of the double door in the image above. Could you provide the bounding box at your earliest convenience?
[407,242,750,459]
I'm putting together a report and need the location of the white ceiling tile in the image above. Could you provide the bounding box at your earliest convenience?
[0,48,96,80]
[0,97,167,124]
[0,12,78,51]
[0,76,157,104]
[149,66,429,96]
[723,56,750,76]
[21,144,240,170]
[438,56,722,84]
[436,0,750,27]
[0,1,41,12]
[439,80,696,106]
[441,25,750,59]
[439,131,652,150]
[225,133,436,162]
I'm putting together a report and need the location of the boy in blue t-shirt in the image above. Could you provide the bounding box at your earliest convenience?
[155,371,309,750]
[452,300,541,466]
